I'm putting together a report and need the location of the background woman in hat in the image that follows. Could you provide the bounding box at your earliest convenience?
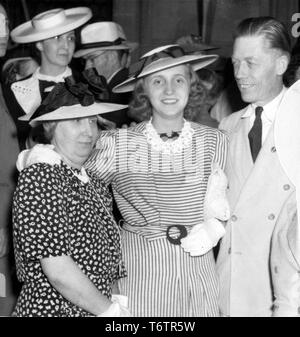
[12,79,130,317]
[6,7,92,150]
[17,44,229,316]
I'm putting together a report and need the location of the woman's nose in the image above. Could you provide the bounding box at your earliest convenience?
[81,120,93,136]
[59,37,69,49]
[164,81,174,94]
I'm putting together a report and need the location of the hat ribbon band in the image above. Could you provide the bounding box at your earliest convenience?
[133,45,185,78]
[78,37,125,50]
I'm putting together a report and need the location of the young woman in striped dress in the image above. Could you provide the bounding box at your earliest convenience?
[86,45,228,316]
[17,45,228,316]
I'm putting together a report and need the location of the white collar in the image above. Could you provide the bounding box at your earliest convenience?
[143,118,194,155]
[34,66,72,82]
[242,87,287,122]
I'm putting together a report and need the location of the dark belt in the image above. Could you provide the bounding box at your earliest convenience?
[166,225,188,245]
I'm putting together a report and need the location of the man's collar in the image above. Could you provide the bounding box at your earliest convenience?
[241,87,287,120]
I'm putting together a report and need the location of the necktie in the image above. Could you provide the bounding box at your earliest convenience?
[248,106,263,162]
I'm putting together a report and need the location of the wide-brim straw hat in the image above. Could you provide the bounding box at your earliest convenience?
[113,44,218,93]
[26,102,127,127]
[11,7,92,44]
[18,78,127,127]
[74,21,138,58]
[2,56,34,72]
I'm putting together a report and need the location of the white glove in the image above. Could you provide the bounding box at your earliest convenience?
[98,295,131,317]
[180,218,225,256]
[204,162,230,221]
[16,144,61,172]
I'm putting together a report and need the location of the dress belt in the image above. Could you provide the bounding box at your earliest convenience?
[122,222,194,243]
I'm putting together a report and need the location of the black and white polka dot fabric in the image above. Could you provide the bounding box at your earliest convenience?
[12,162,126,317]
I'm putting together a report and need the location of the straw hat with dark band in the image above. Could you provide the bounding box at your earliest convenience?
[74,21,138,58]
[11,7,92,44]
[112,44,218,93]
[18,75,127,127]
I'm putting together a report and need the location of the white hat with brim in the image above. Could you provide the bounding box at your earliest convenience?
[19,102,127,127]
[73,21,138,58]
[11,7,92,44]
[113,45,218,93]
[274,79,300,264]
[2,56,34,72]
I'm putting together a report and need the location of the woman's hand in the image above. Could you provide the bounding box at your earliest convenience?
[41,254,130,316]
[180,218,225,256]
[16,144,61,172]
[98,295,131,317]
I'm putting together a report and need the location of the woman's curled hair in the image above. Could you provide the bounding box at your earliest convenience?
[128,65,207,122]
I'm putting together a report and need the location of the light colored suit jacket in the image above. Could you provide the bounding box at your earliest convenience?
[217,107,300,317]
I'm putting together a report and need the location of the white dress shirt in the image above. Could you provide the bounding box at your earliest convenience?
[242,87,287,144]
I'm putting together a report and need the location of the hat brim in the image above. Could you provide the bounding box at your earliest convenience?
[2,57,34,71]
[73,42,138,58]
[18,102,127,127]
[113,54,219,93]
[11,7,92,44]
[274,79,300,185]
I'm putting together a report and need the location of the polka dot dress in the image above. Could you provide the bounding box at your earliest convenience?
[12,162,126,317]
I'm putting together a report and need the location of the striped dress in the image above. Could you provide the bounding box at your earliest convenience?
[86,121,227,317]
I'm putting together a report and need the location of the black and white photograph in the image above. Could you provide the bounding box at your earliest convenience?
[0,0,299,324]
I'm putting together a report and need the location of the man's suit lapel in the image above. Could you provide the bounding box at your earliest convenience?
[227,114,253,205]
[235,124,294,210]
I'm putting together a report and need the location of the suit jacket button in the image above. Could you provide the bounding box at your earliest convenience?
[231,215,237,222]
[283,184,290,191]
[271,146,276,153]
[268,214,275,220]
[274,266,278,273]
[228,248,231,254]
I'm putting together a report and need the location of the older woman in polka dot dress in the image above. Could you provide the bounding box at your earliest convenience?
[12,79,130,317]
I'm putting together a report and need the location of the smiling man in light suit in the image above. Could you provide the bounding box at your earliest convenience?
[216,16,300,317]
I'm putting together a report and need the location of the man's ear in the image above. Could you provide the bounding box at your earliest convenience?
[276,53,289,76]
[36,41,43,52]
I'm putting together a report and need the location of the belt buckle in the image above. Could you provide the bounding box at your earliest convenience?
[166,225,188,245]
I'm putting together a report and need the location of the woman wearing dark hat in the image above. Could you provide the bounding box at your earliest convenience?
[7,7,92,149]
[17,44,229,316]
[12,79,130,317]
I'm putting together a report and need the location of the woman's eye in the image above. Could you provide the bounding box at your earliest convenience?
[176,77,185,83]
[68,36,75,42]
[152,79,162,85]
[89,117,97,124]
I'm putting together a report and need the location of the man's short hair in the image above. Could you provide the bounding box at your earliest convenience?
[234,16,291,55]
